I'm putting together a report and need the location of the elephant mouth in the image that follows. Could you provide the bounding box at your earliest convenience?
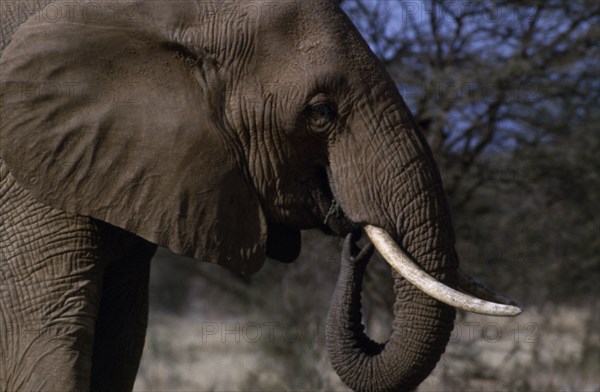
[266,165,355,263]
[315,165,357,236]
[319,199,357,235]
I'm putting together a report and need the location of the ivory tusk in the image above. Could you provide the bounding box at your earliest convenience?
[456,269,521,307]
[364,225,522,317]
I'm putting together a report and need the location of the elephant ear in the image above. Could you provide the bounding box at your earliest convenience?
[0,7,267,274]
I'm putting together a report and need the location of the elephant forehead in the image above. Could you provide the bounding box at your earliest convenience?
[251,1,381,80]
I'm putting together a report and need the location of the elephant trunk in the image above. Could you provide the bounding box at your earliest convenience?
[326,191,458,390]
[325,111,519,389]
[326,244,456,392]
[325,103,461,390]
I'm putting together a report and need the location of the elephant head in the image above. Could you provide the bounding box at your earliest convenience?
[0,1,520,389]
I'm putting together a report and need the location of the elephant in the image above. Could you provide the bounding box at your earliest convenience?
[0,1,521,391]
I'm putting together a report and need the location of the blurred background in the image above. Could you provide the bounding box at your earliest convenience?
[134,1,599,391]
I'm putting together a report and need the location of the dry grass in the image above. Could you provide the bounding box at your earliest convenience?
[420,306,600,391]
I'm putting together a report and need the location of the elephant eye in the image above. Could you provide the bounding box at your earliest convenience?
[306,101,336,132]
[312,102,336,122]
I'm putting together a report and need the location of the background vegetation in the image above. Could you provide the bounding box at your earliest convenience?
[135,1,599,390]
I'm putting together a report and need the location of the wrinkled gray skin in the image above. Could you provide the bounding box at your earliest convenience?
[0,1,458,391]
